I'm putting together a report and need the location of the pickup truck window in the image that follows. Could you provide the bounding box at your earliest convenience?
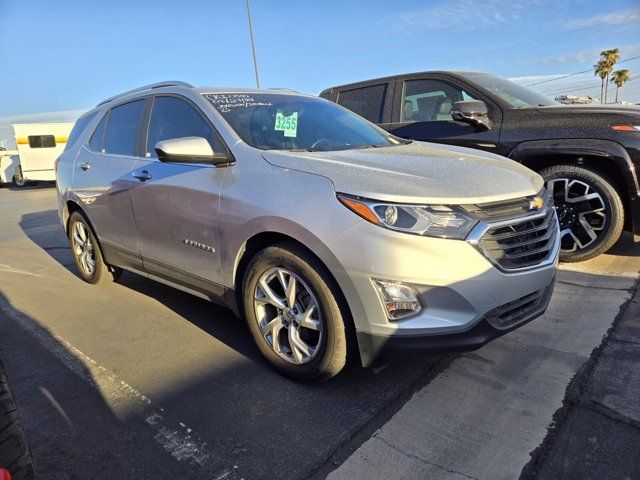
[337,84,386,123]
[401,79,476,123]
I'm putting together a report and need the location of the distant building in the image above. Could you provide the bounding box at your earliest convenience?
[555,95,595,104]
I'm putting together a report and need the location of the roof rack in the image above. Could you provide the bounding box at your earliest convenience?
[97,81,194,106]
[270,87,299,93]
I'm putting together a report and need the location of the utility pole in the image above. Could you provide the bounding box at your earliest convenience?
[246,0,260,88]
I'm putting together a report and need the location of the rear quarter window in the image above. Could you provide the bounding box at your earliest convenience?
[65,112,97,151]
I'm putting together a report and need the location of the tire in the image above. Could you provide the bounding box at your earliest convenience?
[242,242,350,382]
[12,165,26,188]
[540,164,624,262]
[0,360,36,479]
[67,211,122,284]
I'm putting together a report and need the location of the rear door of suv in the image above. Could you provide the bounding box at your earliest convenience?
[387,74,502,152]
[72,99,145,268]
[129,94,229,294]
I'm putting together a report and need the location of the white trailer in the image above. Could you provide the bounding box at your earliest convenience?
[11,123,73,186]
[0,149,19,185]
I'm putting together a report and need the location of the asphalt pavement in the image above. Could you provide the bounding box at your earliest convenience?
[0,183,639,480]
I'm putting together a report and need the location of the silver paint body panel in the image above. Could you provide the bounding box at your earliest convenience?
[56,85,558,357]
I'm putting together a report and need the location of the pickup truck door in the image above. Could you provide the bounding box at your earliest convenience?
[387,74,502,153]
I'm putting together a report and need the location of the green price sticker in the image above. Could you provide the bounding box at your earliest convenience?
[275,111,298,137]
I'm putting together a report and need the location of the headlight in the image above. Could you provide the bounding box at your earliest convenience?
[338,194,478,239]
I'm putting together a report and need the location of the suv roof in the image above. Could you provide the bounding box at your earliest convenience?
[97,81,304,108]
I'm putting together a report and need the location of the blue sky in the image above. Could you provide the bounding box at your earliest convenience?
[1,0,639,144]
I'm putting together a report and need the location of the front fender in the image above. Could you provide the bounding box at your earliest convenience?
[508,138,640,196]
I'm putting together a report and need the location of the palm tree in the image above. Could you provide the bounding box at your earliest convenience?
[611,69,631,103]
[599,48,620,103]
[594,60,608,104]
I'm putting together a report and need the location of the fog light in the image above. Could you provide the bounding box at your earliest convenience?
[372,279,422,320]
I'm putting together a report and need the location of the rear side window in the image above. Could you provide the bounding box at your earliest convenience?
[28,135,56,148]
[65,112,97,151]
[337,84,386,123]
[89,113,108,152]
[102,100,145,156]
[145,96,226,158]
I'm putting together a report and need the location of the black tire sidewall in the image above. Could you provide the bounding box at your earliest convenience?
[242,244,348,382]
[541,165,624,262]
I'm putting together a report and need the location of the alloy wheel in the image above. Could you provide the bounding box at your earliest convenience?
[547,178,607,253]
[72,221,96,276]
[253,267,323,365]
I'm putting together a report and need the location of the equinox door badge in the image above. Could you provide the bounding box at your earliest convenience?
[183,239,216,253]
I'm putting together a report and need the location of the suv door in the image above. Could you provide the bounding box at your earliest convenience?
[388,75,502,152]
[129,95,230,294]
[72,99,145,268]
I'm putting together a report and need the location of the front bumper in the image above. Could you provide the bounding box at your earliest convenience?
[325,219,559,366]
[356,275,555,364]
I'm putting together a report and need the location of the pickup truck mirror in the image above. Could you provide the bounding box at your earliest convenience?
[451,100,491,131]
[155,136,232,166]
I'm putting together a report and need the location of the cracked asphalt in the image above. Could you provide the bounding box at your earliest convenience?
[1,184,639,480]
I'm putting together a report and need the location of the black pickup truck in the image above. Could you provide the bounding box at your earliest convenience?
[320,71,640,262]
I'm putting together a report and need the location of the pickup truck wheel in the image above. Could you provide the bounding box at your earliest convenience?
[243,242,349,382]
[68,211,122,284]
[540,164,624,262]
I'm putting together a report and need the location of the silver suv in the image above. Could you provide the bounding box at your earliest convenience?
[56,81,559,381]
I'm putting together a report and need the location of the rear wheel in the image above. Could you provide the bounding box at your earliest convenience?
[540,164,624,262]
[243,243,350,382]
[68,211,122,284]
[12,165,26,188]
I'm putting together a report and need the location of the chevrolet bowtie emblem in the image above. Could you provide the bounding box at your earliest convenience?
[528,196,544,210]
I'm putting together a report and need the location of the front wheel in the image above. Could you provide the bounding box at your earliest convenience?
[68,211,122,284]
[540,164,624,262]
[243,243,350,382]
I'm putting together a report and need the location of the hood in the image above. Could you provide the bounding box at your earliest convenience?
[262,142,543,205]
[533,104,640,116]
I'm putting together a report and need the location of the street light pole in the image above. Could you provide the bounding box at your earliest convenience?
[246,0,260,88]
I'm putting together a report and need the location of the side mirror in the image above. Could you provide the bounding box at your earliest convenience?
[451,100,491,131]
[154,136,232,166]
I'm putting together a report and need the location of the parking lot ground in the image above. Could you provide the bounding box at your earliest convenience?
[1,185,639,480]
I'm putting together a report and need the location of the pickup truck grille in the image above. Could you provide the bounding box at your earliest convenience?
[477,207,559,271]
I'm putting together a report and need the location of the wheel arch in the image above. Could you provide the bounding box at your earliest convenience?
[230,230,360,362]
[509,139,638,231]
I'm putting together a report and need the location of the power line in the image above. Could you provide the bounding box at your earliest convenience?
[543,77,640,97]
[525,55,640,87]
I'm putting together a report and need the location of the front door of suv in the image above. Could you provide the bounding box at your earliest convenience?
[72,99,145,267]
[129,95,229,294]
[387,75,502,152]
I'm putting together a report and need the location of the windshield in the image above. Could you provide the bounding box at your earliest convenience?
[205,93,403,151]
[464,73,557,108]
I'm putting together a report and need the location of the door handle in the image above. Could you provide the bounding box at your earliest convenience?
[80,162,91,171]
[133,170,151,181]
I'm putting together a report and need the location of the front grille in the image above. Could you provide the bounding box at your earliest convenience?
[485,277,555,330]
[478,207,558,270]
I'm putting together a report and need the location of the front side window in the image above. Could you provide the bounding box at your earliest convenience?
[337,84,387,123]
[102,100,145,156]
[206,93,403,151]
[146,96,225,158]
[28,135,56,148]
[401,79,477,123]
